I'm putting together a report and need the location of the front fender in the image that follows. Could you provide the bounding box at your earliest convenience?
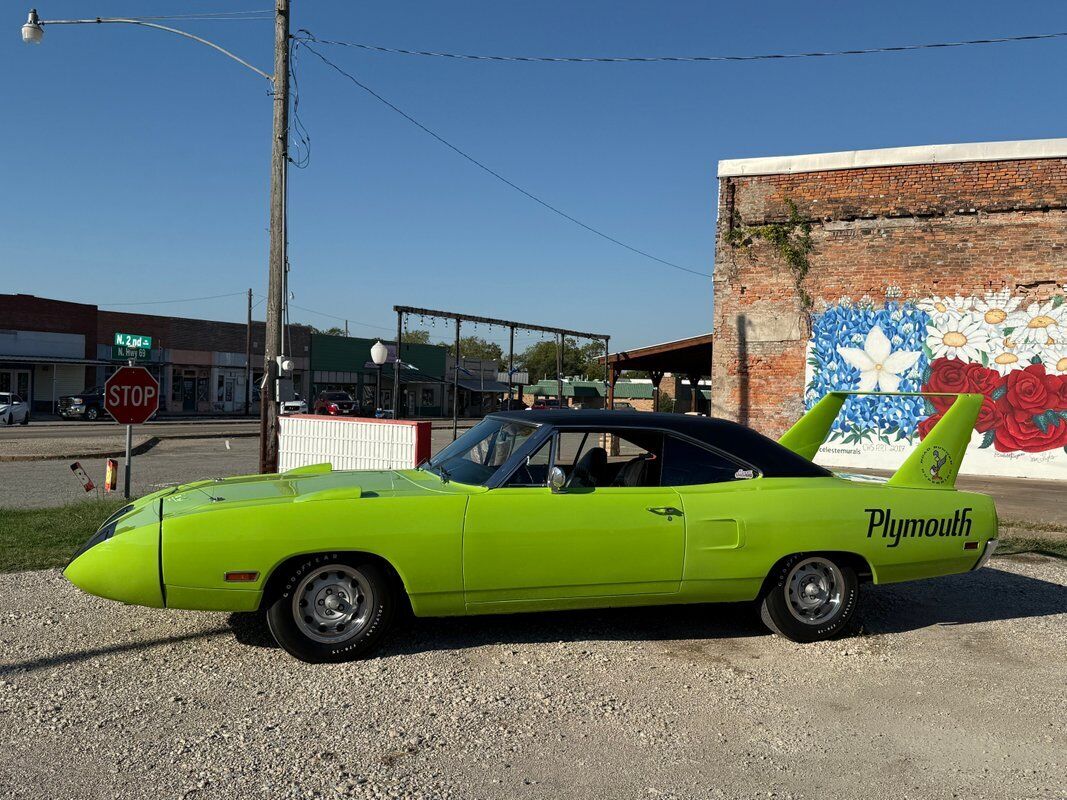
[160,494,469,615]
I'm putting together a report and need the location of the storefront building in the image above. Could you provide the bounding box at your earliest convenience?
[0,293,311,416]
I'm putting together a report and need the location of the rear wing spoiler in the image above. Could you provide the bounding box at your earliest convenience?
[778,392,983,490]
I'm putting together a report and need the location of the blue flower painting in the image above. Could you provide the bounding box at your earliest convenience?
[806,300,931,444]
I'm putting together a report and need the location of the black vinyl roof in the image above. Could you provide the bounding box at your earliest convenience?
[489,410,830,479]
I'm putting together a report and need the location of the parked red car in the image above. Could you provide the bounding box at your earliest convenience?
[312,391,358,416]
[529,398,567,410]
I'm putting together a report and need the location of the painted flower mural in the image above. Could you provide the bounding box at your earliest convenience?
[806,299,929,444]
[806,289,1067,454]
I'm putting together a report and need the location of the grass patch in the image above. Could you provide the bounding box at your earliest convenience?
[999,517,1067,535]
[0,499,129,573]
[997,534,1067,559]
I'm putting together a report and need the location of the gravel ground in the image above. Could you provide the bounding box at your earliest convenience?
[0,555,1064,799]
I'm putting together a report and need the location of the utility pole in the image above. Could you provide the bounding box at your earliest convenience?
[259,0,290,473]
[244,288,252,416]
[556,333,564,408]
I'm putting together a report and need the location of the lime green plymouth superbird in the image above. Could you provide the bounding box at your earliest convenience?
[65,392,998,662]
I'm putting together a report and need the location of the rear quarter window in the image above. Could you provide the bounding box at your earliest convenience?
[660,436,750,486]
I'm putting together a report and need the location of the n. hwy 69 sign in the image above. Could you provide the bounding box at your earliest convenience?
[104,367,160,425]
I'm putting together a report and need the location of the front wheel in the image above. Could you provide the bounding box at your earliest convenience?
[760,554,858,643]
[85,406,100,421]
[266,557,395,662]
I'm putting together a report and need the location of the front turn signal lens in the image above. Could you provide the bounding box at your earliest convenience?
[224,571,260,582]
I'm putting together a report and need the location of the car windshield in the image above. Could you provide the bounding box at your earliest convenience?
[0,393,10,405]
[423,417,539,486]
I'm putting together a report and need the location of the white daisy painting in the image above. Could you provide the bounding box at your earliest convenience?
[926,313,990,361]
[1004,299,1066,349]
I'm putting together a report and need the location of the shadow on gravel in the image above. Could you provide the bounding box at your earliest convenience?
[385,602,766,657]
[860,562,1067,635]
[228,612,279,649]
[0,627,230,675]
[224,560,1066,655]
[228,603,766,655]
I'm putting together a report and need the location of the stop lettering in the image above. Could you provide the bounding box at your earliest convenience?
[104,367,160,425]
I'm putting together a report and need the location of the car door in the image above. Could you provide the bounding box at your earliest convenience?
[658,434,770,600]
[462,428,685,609]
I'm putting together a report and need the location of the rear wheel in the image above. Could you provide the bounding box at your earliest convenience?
[266,556,395,662]
[20,411,29,425]
[760,554,858,643]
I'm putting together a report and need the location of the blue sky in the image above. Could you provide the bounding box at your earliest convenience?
[4,1,1065,351]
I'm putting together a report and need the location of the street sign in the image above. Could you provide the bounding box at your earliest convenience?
[114,332,153,349]
[105,366,160,499]
[69,462,95,493]
[112,344,150,362]
[105,367,160,425]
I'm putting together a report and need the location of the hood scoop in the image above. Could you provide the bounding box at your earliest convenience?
[294,485,363,503]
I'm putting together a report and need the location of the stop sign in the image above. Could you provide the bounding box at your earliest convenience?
[105,367,160,425]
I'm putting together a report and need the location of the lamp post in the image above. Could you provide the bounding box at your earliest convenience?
[370,340,388,414]
[21,5,288,475]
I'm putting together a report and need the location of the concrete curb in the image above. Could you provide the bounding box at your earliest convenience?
[0,431,259,463]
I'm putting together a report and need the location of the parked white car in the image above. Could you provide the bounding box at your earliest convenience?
[280,396,308,416]
[0,392,30,425]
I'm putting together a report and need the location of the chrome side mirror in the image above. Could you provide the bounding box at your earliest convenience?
[548,466,566,493]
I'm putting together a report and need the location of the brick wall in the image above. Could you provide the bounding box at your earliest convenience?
[0,294,97,358]
[712,152,1067,479]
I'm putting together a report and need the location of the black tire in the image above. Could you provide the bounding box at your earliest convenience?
[85,406,100,421]
[759,553,858,643]
[4,414,11,426]
[266,555,395,663]
[20,412,29,425]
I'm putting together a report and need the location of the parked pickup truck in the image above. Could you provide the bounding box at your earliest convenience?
[59,387,105,421]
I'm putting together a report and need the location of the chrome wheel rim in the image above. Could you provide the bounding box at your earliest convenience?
[292,564,373,644]
[785,557,843,626]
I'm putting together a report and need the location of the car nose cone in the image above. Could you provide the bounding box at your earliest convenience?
[64,519,164,609]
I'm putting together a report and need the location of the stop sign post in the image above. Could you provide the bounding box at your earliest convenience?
[105,367,160,498]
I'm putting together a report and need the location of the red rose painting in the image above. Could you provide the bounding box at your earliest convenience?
[922,358,1067,454]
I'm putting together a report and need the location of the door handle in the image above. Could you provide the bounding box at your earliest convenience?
[647,506,682,517]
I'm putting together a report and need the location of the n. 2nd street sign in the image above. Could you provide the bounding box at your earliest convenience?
[104,367,160,425]
[114,332,153,349]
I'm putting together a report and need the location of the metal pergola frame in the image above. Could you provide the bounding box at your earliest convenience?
[393,305,611,438]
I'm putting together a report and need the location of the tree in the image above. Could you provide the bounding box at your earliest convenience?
[442,336,504,368]
[401,329,431,344]
[517,337,605,382]
[303,324,346,337]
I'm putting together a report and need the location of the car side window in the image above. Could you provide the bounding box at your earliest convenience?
[660,435,753,486]
[503,436,553,487]
[555,429,662,488]
[12,395,22,404]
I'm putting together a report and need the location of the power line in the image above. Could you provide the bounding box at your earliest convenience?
[295,38,710,279]
[127,11,273,22]
[287,301,395,332]
[300,30,1067,63]
[100,291,248,306]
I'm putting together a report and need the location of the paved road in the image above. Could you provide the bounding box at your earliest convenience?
[1,419,1063,530]
[0,417,259,442]
[0,429,468,508]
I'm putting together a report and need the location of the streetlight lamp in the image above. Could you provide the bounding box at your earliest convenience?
[21,10,43,43]
[21,5,289,475]
[370,340,389,414]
